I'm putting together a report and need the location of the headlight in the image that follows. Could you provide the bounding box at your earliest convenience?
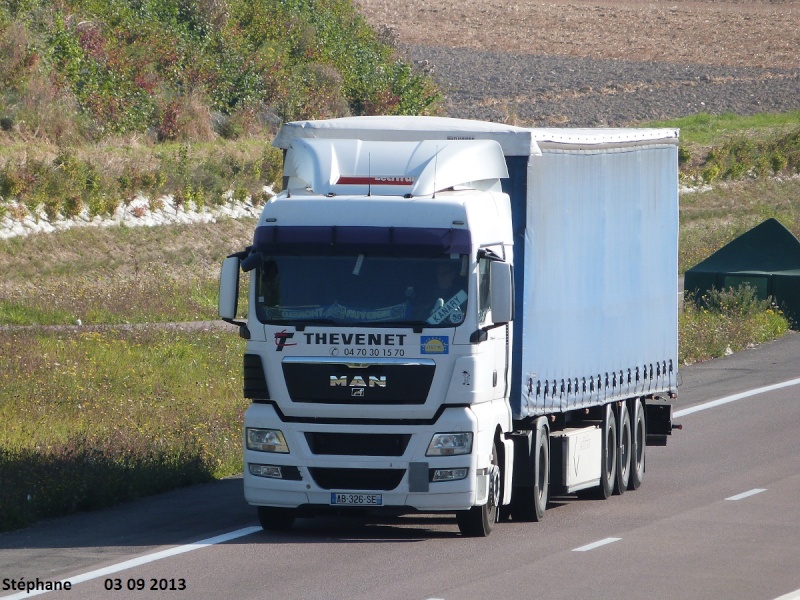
[246,428,289,453]
[426,432,473,456]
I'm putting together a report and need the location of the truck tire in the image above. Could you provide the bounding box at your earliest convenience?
[530,420,549,521]
[615,402,632,495]
[456,442,499,537]
[510,419,549,521]
[599,403,617,499]
[257,506,296,531]
[628,398,646,490]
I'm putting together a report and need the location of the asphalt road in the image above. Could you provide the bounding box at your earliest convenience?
[1,332,799,600]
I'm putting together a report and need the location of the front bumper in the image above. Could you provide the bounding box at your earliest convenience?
[243,403,486,513]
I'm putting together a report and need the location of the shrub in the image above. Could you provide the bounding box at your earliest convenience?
[680,285,790,364]
[3,0,439,141]
[690,127,800,184]
[678,145,691,166]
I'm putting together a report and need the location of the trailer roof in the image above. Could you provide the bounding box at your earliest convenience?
[273,116,679,157]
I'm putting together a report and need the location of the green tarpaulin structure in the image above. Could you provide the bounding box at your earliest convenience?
[684,218,800,327]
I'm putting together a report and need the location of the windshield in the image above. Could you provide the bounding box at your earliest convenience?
[255,253,469,328]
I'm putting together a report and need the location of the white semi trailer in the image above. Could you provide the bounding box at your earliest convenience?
[219,116,679,536]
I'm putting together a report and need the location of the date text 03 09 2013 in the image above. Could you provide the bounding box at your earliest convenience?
[105,578,187,591]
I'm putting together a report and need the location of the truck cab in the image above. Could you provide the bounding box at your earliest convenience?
[220,136,517,534]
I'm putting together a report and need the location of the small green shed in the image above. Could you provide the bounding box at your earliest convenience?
[684,218,800,327]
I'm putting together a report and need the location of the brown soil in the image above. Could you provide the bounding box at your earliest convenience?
[355,0,800,126]
[355,0,799,70]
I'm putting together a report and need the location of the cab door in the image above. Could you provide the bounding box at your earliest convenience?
[478,250,510,401]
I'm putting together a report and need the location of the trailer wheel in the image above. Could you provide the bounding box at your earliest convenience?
[456,443,499,537]
[628,399,646,490]
[531,420,549,521]
[615,402,631,495]
[599,403,617,499]
[257,506,296,531]
[510,420,549,522]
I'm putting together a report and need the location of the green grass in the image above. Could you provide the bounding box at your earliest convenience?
[0,326,247,531]
[0,219,256,326]
[649,110,800,145]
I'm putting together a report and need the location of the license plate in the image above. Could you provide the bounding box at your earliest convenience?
[330,493,383,506]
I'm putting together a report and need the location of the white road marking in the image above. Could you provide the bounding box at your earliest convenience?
[572,537,621,552]
[6,378,799,598]
[673,377,800,418]
[0,526,261,599]
[726,488,767,501]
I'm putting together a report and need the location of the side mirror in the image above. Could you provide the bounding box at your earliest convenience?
[490,261,513,324]
[218,256,241,320]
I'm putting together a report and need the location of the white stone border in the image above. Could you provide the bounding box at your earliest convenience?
[0,188,273,240]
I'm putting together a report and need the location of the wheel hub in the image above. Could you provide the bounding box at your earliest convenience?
[488,464,501,509]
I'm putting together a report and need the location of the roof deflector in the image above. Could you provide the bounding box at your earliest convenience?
[283,138,509,197]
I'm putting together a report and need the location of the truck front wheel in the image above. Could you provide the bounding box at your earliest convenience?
[456,443,499,537]
[257,506,296,531]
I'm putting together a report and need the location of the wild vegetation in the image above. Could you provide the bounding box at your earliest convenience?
[680,286,790,365]
[0,0,439,222]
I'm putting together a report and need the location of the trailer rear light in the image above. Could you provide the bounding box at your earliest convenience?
[432,468,469,482]
[247,428,289,453]
[426,432,473,456]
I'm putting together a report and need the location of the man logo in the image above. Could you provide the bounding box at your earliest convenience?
[351,388,365,397]
[330,375,387,388]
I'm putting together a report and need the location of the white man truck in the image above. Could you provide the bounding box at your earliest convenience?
[218,116,679,536]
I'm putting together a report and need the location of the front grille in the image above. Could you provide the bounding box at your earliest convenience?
[308,468,405,491]
[283,360,435,405]
[305,433,410,457]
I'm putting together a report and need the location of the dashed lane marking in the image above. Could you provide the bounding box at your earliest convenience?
[572,537,621,552]
[726,488,767,501]
[673,377,800,419]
